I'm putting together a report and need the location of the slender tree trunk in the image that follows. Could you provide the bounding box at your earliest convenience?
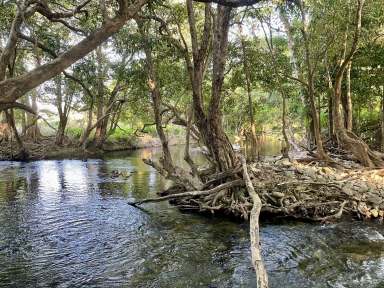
[80,104,94,148]
[381,86,384,152]
[240,31,258,161]
[326,64,335,141]
[21,110,26,136]
[344,61,353,131]
[138,20,202,190]
[299,0,327,159]
[55,75,66,145]
[279,6,314,149]
[94,47,105,148]
[281,92,290,158]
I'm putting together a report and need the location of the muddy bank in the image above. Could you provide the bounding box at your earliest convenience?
[0,134,184,161]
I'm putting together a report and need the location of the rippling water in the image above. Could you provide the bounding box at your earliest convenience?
[1,147,384,287]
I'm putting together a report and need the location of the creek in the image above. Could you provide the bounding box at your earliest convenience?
[0,146,384,287]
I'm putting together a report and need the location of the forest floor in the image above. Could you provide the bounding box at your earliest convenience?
[134,154,384,224]
[0,134,183,161]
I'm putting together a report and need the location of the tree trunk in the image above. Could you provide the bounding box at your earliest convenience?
[281,91,290,158]
[299,0,327,160]
[55,75,67,145]
[25,91,41,142]
[56,116,68,146]
[138,20,202,190]
[0,112,11,142]
[5,109,27,158]
[202,6,236,171]
[332,0,384,167]
[343,61,353,131]
[279,6,314,150]
[80,105,94,148]
[21,110,26,136]
[240,29,258,161]
[381,86,384,152]
[326,64,335,141]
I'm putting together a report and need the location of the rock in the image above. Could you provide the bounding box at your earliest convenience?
[342,184,354,196]
[321,167,333,175]
[284,170,295,177]
[302,168,317,179]
[366,194,383,206]
[371,209,379,218]
[272,192,285,198]
[275,158,291,167]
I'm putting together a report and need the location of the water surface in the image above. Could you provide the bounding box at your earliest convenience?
[1,147,384,287]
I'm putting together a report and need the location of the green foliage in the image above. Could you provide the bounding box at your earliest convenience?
[66,127,83,140]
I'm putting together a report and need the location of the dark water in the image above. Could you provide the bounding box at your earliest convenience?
[1,147,384,288]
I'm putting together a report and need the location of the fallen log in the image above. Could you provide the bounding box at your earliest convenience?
[240,156,268,288]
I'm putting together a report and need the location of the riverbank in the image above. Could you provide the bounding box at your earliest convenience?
[0,134,184,161]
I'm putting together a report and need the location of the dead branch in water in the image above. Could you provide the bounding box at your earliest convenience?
[240,156,268,288]
[128,179,244,206]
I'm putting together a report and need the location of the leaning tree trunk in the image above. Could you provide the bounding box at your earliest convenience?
[0,0,148,108]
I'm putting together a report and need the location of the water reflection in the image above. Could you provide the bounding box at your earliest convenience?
[0,147,384,287]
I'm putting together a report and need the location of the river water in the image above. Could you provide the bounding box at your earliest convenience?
[1,147,384,288]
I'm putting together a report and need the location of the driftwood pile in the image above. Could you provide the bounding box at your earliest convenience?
[132,158,384,223]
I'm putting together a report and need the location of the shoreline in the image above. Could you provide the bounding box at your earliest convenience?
[0,134,184,161]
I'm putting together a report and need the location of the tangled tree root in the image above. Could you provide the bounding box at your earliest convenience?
[130,158,384,223]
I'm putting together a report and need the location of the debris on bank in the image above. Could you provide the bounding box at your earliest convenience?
[131,157,384,223]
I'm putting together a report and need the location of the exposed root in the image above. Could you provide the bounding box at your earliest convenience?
[128,179,244,206]
[132,158,384,223]
[313,200,348,222]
